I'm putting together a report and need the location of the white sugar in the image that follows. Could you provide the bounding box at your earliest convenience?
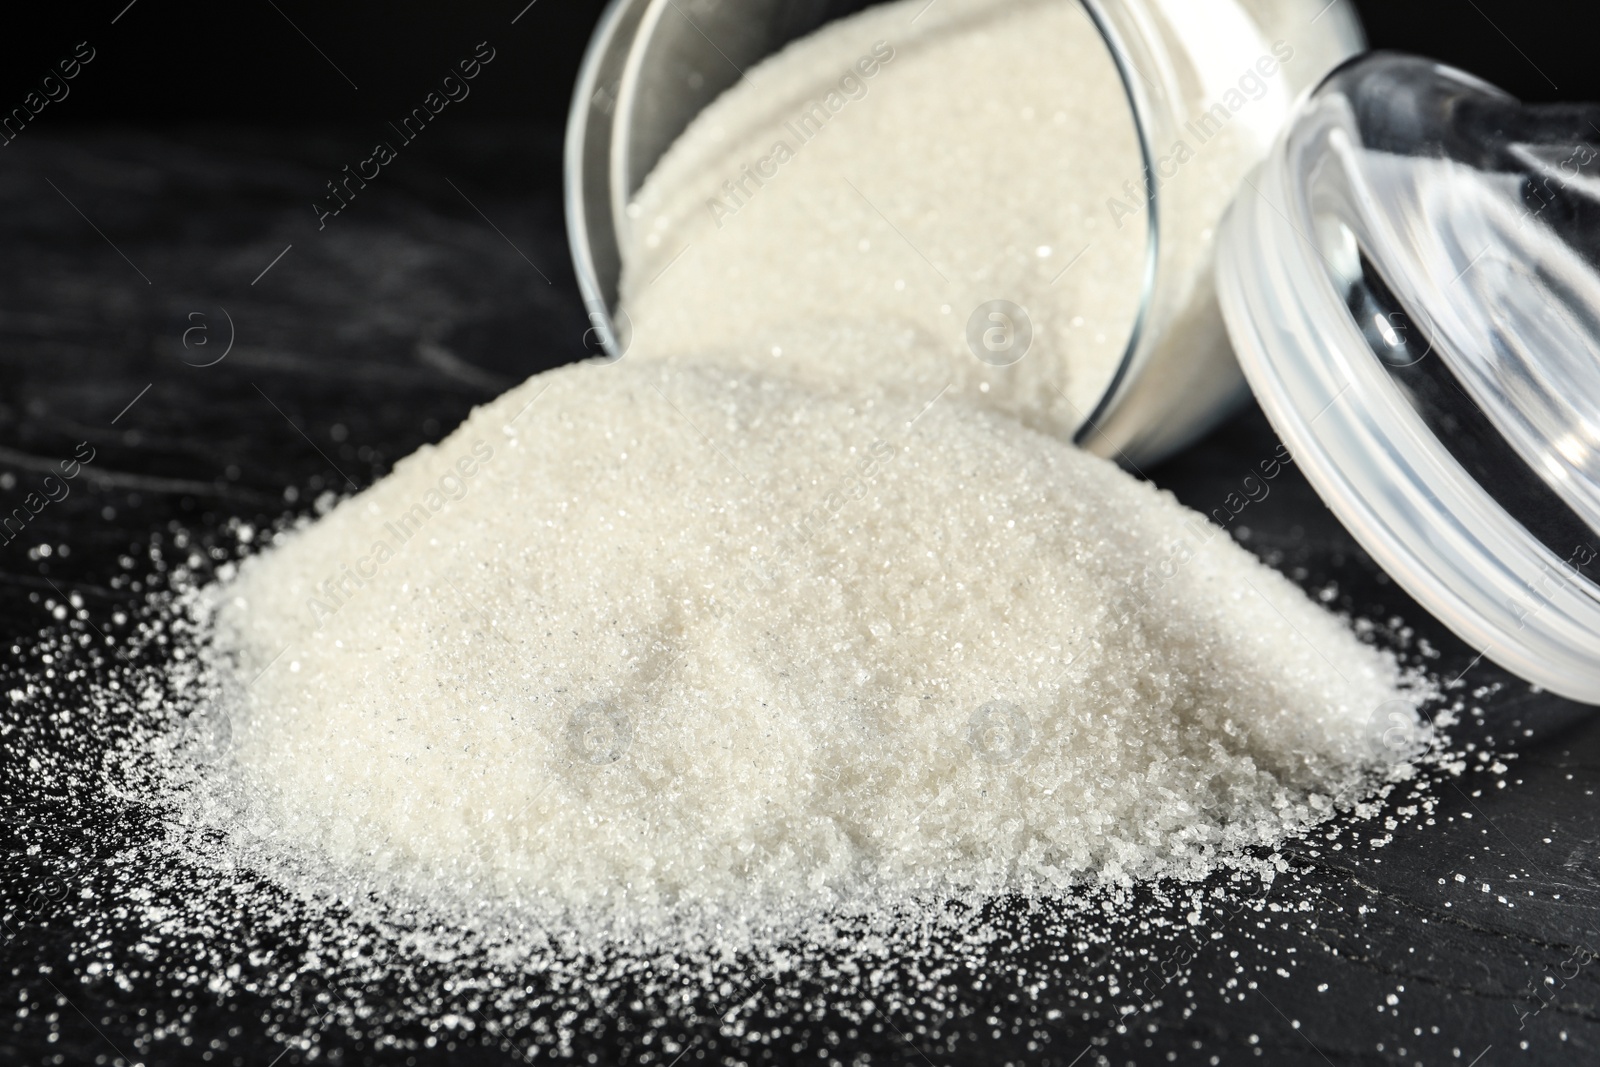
[54,0,1424,1016]
[619,0,1146,431]
[0,1,1451,1058]
[160,0,1421,946]
[188,359,1417,943]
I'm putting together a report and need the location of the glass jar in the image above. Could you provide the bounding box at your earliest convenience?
[564,0,1364,465]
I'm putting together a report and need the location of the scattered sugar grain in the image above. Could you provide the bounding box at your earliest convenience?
[0,0,1450,1057]
[181,359,1420,943]
[1,377,1461,1061]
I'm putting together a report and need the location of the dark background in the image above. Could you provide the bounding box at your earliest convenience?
[0,0,1592,126]
[3,3,1598,1067]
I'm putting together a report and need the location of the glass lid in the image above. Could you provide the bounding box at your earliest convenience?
[1218,52,1600,704]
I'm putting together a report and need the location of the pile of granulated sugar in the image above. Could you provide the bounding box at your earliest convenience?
[618,0,1146,433]
[168,358,1420,947]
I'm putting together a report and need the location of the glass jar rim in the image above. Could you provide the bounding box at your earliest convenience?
[564,0,1157,407]
[564,0,1363,463]
[1217,51,1600,703]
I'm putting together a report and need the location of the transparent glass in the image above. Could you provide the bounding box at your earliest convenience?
[565,0,1362,465]
[1218,53,1600,702]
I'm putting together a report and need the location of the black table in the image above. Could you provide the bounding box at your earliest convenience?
[2,126,1596,1067]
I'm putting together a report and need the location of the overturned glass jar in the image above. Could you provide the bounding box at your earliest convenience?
[565,0,1363,463]
[565,2,1600,702]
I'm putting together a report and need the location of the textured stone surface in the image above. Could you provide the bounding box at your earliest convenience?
[1,127,1596,1067]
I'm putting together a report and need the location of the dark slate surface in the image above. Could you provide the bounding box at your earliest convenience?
[1,126,1597,1067]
